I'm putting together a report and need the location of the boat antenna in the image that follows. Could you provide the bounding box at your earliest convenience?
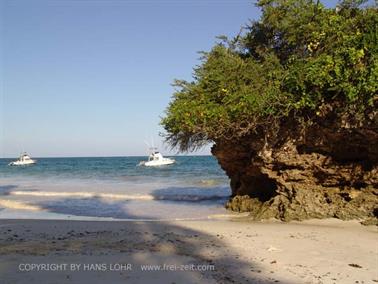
[144,140,152,153]
[144,140,151,148]
[150,136,157,151]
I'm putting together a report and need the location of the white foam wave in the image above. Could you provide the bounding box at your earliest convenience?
[0,199,43,211]
[10,190,227,202]
[11,191,154,200]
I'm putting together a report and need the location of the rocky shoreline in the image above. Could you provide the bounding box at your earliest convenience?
[213,105,378,224]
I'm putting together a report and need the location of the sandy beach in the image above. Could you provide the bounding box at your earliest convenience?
[2,0,377,283]
[0,218,376,284]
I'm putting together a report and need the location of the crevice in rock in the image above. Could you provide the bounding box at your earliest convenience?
[241,175,278,202]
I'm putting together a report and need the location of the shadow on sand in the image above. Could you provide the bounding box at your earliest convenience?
[0,190,288,283]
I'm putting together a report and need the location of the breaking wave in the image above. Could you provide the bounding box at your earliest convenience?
[10,190,228,202]
[0,199,43,211]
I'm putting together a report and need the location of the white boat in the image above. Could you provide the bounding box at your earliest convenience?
[139,148,175,167]
[8,152,36,166]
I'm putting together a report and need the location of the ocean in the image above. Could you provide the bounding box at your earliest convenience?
[0,156,231,221]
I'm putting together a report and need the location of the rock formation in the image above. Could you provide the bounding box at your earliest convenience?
[212,104,378,224]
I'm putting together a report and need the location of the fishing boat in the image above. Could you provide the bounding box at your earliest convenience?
[8,152,36,166]
[139,148,175,167]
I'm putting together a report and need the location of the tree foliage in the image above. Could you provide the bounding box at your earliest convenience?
[161,0,378,151]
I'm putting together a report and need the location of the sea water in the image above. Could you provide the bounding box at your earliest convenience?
[0,156,231,220]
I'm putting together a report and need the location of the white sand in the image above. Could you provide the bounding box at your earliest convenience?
[0,218,377,284]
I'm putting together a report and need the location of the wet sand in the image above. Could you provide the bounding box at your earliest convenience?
[0,218,377,284]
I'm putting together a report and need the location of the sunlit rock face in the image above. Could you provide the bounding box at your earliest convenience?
[212,105,378,224]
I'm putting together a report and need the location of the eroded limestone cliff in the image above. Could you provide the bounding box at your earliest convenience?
[212,105,378,224]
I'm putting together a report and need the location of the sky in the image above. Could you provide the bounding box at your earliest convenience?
[1,0,341,158]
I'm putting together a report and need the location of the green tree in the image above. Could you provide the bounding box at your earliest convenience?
[162,0,377,152]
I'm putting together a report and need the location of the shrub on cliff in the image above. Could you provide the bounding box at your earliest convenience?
[161,0,377,151]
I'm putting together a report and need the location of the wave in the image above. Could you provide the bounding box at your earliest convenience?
[0,199,43,211]
[10,190,227,202]
[196,179,224,187]
[153,194,226,202]
[11,191,154,200]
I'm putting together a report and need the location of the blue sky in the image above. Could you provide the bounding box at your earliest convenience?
[1,0,340,158]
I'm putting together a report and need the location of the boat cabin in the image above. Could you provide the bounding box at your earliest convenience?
[148,151,164,161]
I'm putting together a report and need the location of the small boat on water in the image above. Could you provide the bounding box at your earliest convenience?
[139,148,175,167]
[8,152,37,166]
